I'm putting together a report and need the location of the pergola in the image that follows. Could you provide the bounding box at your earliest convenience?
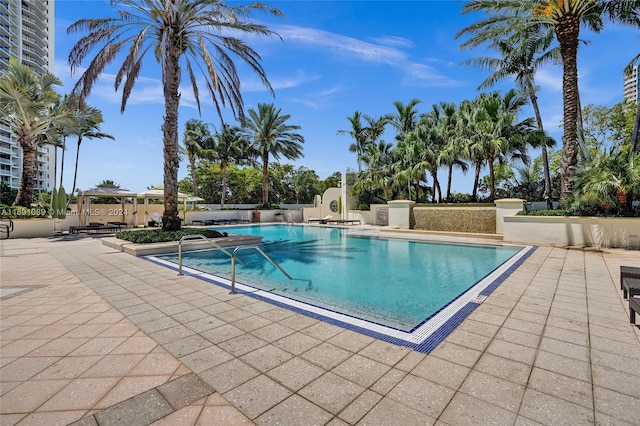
[76,187,138,226]
[137,189,193,226]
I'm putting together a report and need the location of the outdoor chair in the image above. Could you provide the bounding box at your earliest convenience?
[629,295,640,324]
[308,215,332,224]
[620,266,640,291]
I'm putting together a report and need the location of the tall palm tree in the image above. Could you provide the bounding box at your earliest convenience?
[459,25,558,208]
[388,98,421,141]
[181,119,212,198]
[459,0,640,204]
[244,103,304,207]
[0,59,70,207]
[212,124,253,208]
[361,140,394,202]
[67,0,282,230]
[432,102,469,202]
[337,111,368,173]
[67,101,114,203]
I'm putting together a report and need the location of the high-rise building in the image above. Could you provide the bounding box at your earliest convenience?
[0,0,55,193]
[624,64,640,105]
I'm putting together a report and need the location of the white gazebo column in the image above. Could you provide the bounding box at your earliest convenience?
[387,200,415,229]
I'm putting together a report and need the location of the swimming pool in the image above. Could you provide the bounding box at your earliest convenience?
[150,225,534,352]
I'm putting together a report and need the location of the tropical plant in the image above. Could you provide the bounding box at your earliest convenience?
[458,0,640,204]
[292,166,321,204]
[181,119,212,198]
[359,140,394,202]
[67,101,114,204]
[0,59,70,207]
[243,103,304,207]
[211,124,254,208]
[569,149,640,216]
[387,98,421,141]
[338,111,369,173]
[458,23,558,208]
[67,0,282,230]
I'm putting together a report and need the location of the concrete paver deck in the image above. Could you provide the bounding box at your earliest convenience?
[1,235,639,425]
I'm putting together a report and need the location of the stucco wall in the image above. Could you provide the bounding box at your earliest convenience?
[413,206,496,234]
[503,215,640,249]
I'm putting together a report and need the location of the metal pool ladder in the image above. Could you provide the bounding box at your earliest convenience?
[231,245,303,294]
[176,235,309,294]
[177,234,236,276]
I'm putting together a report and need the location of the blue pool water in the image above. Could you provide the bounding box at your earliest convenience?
[156,225,525,332]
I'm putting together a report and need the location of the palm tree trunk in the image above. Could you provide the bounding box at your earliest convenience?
[447,164,453,202]
[13,136,37,207]
[529,88,553,209]
[557,17,580,205]
[488,155,496,202]
[161,44,182,231]
[71,137,82,197]
[59,136,66,189]
[472,158,482,202]
[221,160,228,208]
[576,92,590,161]
[262,154,269,206]
[68,137,82,209]
[632,103,639,154]
[190,157,198,197]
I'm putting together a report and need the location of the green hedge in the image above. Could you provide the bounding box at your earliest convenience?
[115,227,228,244]
[517,209,569,217]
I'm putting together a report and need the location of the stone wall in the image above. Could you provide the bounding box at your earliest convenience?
[413,205,496,234]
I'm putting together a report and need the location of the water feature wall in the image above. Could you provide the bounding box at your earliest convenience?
[412,204,496,234]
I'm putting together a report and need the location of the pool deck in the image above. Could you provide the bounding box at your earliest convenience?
[1,232,639,425]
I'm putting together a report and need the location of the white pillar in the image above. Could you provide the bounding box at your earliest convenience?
[387,200,415,229]
[495,198,525,234]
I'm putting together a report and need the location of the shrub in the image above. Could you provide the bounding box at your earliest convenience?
[115,227,228,244]
[517,209,568,217]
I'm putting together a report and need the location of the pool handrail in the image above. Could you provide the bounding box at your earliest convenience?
[230,245,299,294]
[177,234,235,276]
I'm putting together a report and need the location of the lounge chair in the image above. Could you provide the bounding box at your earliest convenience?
[629,295,640,324]
[622,277,640,300]
[620,266,640,292]
[326,219,361,225]
[308,215,332,224]
[149,213,161,227]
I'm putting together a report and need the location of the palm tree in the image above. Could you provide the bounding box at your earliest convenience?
[361,140,394,202]
[292,166,320,204]
[212,124,254,208]
[181,119,212,198]
[243,103,304,207]
[67,101,114,204]
[459,25,558,208]
[0,59,69,207]
[337,111,368,173]
[433,102,468,201]
[388,98,421,141]
[67,0,282,230]
[458,0,640,204]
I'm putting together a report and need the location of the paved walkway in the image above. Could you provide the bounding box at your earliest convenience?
[1,235,639,425]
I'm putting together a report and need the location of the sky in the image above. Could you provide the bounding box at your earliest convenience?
[52,0,639,195]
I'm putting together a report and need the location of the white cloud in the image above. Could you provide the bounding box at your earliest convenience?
[370,35,414,49]
[273,24,461,87]
[535,67,563,92]
[241,69,320,92]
